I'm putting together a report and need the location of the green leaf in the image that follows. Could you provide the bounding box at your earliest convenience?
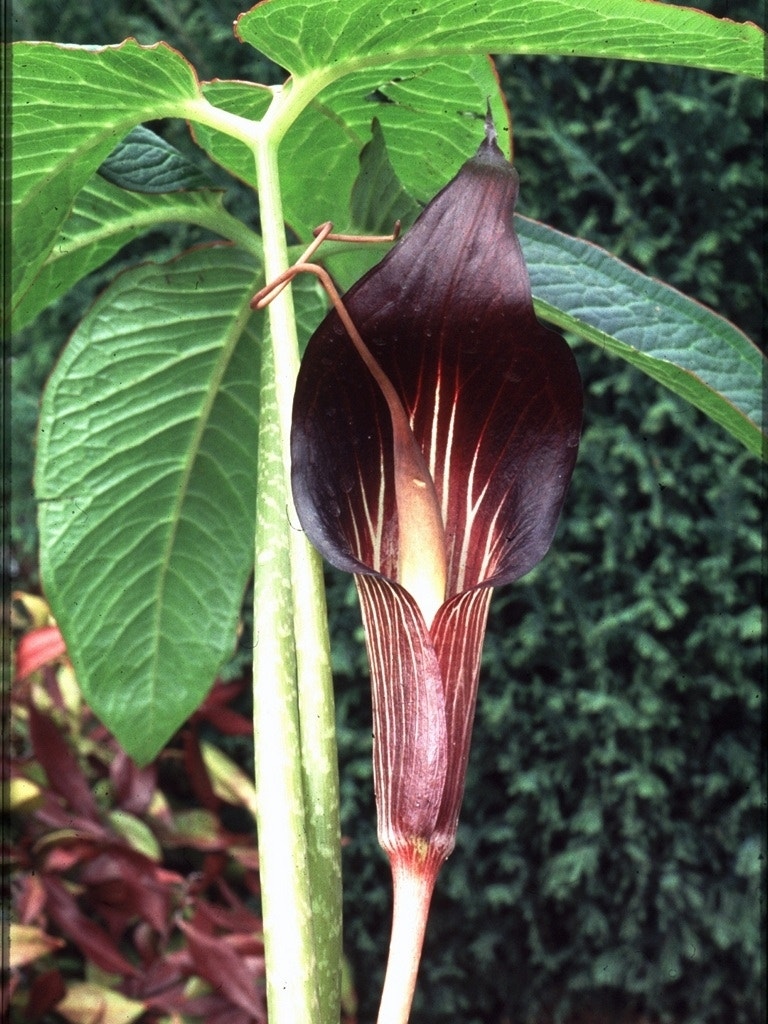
[195,59,509,248]
[12,173,249,332]
[35,246,262,764]
[193,79,273,186]
[107,809,163,860]
[98,124,215,193]
[349,117,422,233]
[280,55,509,242]
[57,984,145,1024]
[317,110,442,291]
[237,0,764,80]
[314,113,426,291]
[516,216,767,460]
[542,843,600,898]
[12,40,203,310]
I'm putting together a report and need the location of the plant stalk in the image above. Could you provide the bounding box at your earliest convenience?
[252,122,342,1023]
[377,855,441,1024]
[251,341,320,1022]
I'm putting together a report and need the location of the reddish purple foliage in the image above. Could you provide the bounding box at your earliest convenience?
[8,623,288,1024]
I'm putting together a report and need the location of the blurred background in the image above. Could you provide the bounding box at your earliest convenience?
[10,2,764,1022]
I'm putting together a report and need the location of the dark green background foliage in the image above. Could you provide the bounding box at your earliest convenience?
[11,2,764,1022]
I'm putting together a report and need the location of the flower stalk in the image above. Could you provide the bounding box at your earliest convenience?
[290,114,583,1020]
[252,132,341,1024]
[376,854,441,1024]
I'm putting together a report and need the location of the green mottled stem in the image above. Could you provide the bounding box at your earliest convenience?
[253,121,342,1023]
[251,337,320,1020]
[292,542,343,1013]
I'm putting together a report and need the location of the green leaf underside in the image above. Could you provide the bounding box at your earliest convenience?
[12,40,202,307]
[35,246,262,764]
[280,56,511,242]
[238,0,764,79]
[517,216,766,459]
[98,124,215,193]
[12,174,231,332]
[322,112,426,292]
[350,118,423,234]
[195,59,510,244]
[193,80,273,186]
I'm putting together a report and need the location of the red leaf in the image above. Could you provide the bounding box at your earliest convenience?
[183,729,219,812]
[28,704,99,819]
[15,625,67,681]
[110,751,157,815]
[202,704,253,735]
[126,947,190,1002]
[194,887,263,936]
[16,872,47,925]
[177,919,265,1018]
[35,803,109,842]
[27,968,67,1020]
[79,850,171,936]
[198,678,244,711]
[41,841,98,874]
[194,679,252,735]
[41,876,138,977]
[180,995,255,1024]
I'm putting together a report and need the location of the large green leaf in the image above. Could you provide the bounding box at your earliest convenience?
[12,173,258,332]
[195,58,509,243]
[280,55,509,241]
[12,40,203,309]
[193,80,273,186]
[35,246,262,763]
[517,216,766,460]
[35,245,328,762]
[237,0,764,79]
